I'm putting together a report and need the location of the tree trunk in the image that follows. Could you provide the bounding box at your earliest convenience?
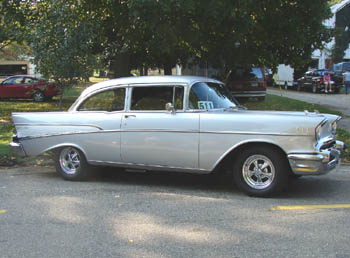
[164,63,173,75]
[112,53,131,78]
[58,87,64,111]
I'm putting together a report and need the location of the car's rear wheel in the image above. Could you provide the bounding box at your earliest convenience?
[54,147,91,180]
[232,147,289,197]
[297,83,302,91]
[33,91,45,102]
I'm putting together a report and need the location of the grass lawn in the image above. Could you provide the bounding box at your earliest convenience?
[0,89,349,165]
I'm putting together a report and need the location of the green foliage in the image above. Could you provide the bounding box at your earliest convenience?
[244,94,342,116]
[27,1,96,81]
[329,0,343,5]
[336,129,350,162]
[0,0,27,50]
[2,1,334,78]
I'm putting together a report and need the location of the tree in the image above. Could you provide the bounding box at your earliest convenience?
[0,0,27,51]
[24,0,97,108]
[3,0,334,82]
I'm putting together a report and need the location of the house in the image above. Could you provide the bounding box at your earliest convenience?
[312,0,350,69]
[0,59,38,78]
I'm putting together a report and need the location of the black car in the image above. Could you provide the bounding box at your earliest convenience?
[296,69,341,93]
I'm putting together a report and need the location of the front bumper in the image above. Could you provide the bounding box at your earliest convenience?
[230,91,266,98]
[287,140,346,176]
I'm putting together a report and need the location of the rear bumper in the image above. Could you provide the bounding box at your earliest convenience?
[287,140,346,175]
[9,141,26,156]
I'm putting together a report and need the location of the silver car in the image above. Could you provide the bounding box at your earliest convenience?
[9,76,345,197]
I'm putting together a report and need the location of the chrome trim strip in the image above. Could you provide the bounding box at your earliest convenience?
[202,131,305,136]
[18,128,305,141]
[88,160,211,174]
[16,123,104,130]
[18,128,309,141]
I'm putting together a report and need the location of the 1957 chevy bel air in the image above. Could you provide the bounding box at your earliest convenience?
[9,76,346,197]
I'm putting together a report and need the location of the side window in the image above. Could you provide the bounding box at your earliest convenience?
[131,86,184,110]
[78,88,125,112]
[24,78,34,84]
[3,77,23,85]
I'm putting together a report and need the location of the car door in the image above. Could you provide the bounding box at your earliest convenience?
[0,77,26,98]
[121,85,200,170]
[75,87,126,163]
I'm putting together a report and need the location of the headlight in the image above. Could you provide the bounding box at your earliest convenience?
[315,124,322,141]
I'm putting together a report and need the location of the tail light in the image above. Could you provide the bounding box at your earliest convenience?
[263,81,267,88]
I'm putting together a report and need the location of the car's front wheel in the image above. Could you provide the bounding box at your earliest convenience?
[232,147,289,197]
[54,147,91,180]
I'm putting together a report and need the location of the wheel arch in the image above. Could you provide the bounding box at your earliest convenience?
[212,141,290,174]
[45,143,88,159]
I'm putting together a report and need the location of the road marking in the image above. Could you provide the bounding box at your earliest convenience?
[0,209,7,214]
[271,204,350,211]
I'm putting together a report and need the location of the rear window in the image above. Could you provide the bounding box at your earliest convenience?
[227,67,263,81]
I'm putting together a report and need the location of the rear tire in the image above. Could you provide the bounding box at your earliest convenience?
[33,91,45,102]
[297,83,302,92]
[232,147,289,197]
[54,147,91,181]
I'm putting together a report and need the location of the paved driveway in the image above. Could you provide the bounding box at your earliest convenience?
[1,165,350,258]
[268,88,350,130]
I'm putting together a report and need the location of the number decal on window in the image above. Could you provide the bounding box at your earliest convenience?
[198,101,214,110]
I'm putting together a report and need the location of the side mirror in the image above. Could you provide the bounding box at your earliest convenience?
[165,102,175,114]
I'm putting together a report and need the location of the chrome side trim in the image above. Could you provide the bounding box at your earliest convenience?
[202,131,306,136]
[88,160,211,174]
[17,128,307,141]
[16,123,104,130]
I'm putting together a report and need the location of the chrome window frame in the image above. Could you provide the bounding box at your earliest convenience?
[72,85,128,113]
[126,83,187,113]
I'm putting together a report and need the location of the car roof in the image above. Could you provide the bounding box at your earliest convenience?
[5,75,36,79]
[80,75,222,97]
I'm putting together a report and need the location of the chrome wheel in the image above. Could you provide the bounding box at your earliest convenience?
[242,154,275,190]
[59,147,81,175]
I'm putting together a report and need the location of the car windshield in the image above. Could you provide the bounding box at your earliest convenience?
[189,82,238,110]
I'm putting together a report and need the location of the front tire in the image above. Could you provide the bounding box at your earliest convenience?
[232,147,289,197]
[54,147,91,180]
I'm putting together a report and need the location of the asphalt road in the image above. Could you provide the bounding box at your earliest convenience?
[1,165,350,258]
[268,87,350,130]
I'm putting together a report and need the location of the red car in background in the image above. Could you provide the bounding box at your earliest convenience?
[0,75,59,102]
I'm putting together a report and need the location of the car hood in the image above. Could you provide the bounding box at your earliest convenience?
[200,109,340,137]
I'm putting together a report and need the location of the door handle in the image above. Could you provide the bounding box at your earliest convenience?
[124,115,136,118]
